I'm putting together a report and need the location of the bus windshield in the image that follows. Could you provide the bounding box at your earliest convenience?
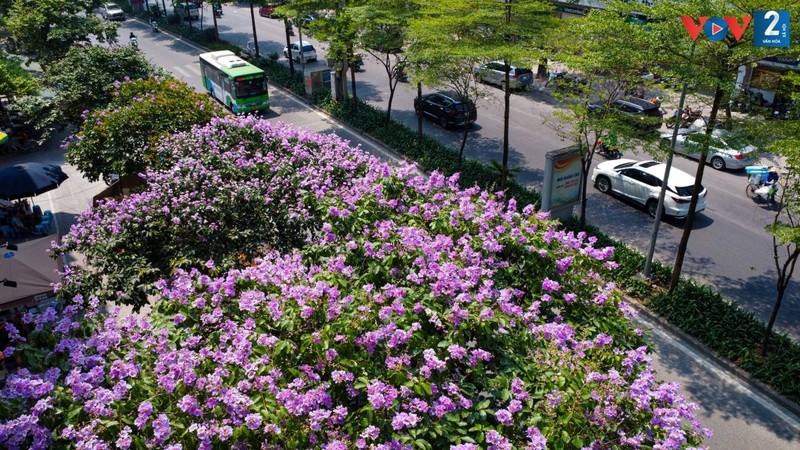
[235,76,267,98]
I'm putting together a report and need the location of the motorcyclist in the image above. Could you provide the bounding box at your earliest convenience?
[129,32,138,48]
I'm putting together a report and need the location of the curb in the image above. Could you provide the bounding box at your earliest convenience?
[627,295,800,422]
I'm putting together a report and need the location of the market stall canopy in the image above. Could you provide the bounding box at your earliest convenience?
[0,162,68,200]
[0,236,62,311]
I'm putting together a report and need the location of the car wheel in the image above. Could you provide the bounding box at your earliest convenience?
[710,156,725,170]
[476,74,483,84]
[283,50,288,58]
[646,199,661,218]
[595,176,611,194]
[438,115,448,128]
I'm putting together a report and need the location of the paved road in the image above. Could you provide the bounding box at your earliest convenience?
[7,12,795,447]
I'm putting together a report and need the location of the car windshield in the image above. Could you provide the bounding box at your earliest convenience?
[301,44,315,52]
[513,68,533,75]
[235,76,267,98]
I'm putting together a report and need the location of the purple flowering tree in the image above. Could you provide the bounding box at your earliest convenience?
[56,115,377,310]
[1,117,710,449]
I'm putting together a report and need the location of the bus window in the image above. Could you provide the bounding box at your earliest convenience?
[235,76,267,98]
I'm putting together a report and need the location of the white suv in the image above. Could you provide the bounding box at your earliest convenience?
[592,159,707,219]
[283,41,318,63]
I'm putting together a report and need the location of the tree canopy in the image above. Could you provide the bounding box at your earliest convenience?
[14,45,155,138]
[3,0,118,65]
[0,52,39,97]
[63,76,222,183]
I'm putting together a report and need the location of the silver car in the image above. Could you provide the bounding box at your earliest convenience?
[474,61,534,90]
[101,3,125,21]
[662,129,757,170]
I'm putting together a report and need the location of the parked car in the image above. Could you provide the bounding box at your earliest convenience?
[588,97,664,132]
[283,41,317,63]
[474,61,534,90]
[414,92,477,129]
[591,159,707,219]
[100,3,125,21]
[174,2,199,20]
[661,129,758,170]
[259,2,284,18]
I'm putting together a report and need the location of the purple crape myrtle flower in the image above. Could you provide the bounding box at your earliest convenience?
[0,118,710,449]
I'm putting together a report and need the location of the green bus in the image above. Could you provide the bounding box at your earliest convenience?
[199,51,269,114]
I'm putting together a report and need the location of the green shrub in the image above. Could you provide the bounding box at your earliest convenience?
[166,13,181,25]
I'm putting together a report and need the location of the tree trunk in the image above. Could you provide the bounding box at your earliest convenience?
[249,2,259,58]
[501,64,511,189]
[284,19,294,76]
[210,1,219,40]
[579,144,594,229]
[459,123,470,164]
[417,82,423,148]
[761,209,800,356]
[669,86,724,293]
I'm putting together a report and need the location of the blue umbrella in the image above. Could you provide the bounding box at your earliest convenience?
[0,162,69,200]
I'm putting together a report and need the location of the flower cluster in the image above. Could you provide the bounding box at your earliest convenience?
[0,117,710,449]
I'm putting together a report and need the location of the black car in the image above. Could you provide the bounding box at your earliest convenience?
[588,97,664,131]
[413,92,477,129]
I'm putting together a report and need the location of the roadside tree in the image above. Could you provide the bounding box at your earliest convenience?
[13,45,154,139]
[407,1,497,163]
[762,140,800,356]
[351,0,418,123]
[628,0,800,292]
[0,116,711,449]
[544,7,658,229]
[3,0,118,65]
[63,76,221,185]
[409,0,554,188]
[760,72,800,355]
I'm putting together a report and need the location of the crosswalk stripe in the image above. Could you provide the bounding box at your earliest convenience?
[171,65,192,78]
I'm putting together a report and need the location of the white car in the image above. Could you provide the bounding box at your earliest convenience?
[100,3,125,21]
[661,129,757,170]
[592,159,707,219]
[283,41,317,63]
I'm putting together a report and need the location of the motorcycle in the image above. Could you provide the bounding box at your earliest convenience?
[395,64,408,82]
[213,3,223,17]
[150,20,159,32]
[665,107,702,129]
[352,54,364,71]
[595,138,622,159]
[130,36,138,49]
